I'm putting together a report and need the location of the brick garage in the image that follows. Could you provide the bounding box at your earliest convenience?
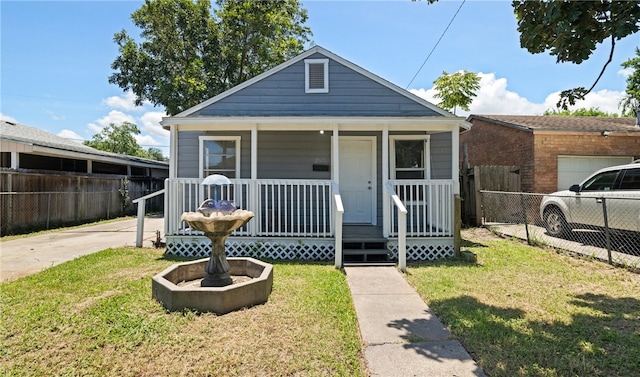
[462,115,640,193]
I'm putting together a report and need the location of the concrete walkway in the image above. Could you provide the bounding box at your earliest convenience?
[0,216,164,282]
[345,266,486,377]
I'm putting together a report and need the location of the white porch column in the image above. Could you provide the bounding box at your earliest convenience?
[382,126,389,237]
[452,125,460,195]
[169,125,178,179]
[251,125,258,180]
[250,125,258,236]
[331,125,339,181]
[86,160,92,174]
[332,125,340,269]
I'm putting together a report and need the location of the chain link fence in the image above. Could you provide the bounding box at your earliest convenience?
[479,190,640,270]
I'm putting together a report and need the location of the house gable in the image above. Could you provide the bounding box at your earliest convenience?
[181,46,448,118]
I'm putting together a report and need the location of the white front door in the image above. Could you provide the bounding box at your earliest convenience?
[339,137,376,224]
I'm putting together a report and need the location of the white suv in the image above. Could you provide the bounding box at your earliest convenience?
[540,162,640,237]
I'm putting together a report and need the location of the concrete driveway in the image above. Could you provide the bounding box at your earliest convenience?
[1,216,164,282]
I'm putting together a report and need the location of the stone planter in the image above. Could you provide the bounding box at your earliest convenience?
[152,257,273,314]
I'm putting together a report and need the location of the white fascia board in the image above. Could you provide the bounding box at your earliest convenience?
[169,117,470,133]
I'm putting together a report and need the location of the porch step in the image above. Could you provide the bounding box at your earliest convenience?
[343,248,391,263]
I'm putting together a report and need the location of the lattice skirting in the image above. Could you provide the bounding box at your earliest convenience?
[166,235,454,261]
[166,236,335,260]
[387,238,455,261]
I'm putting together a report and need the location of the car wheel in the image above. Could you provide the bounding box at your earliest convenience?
[544,207,570,237]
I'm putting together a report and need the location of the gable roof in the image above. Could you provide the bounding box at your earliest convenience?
[0,121,168,168]
[173,45,454,119]
[467,115,640,133]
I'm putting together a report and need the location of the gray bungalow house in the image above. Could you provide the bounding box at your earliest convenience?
[160,46,469,268]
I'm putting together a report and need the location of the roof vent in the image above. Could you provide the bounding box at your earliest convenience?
[305,59,329,93]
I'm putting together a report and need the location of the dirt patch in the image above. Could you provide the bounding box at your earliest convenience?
[461,227,503,242]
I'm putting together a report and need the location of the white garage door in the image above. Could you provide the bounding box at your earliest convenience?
[557,156,633,191]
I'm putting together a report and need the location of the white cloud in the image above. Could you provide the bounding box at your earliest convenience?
[87,110,137,132]
[58,129,85,143]
[618,67,633,79]
[140,111,168,138]
[46,110,66,121]
[411,72,626,116]
[0,113,18,123]
[102,91,152,111]
[135,134,161,147]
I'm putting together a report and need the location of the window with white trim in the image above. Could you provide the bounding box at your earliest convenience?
[390,136,430,179]
[305,58,329,93]
[199,136,240,179]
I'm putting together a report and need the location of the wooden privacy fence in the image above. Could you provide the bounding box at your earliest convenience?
[0,171,164,235]
[461,165,521,226]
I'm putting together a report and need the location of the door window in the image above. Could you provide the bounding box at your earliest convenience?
[619,168,640,190]
[582,170,620,191]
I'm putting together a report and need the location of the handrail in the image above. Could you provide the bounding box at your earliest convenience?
[332,181,344,269]
[385,182,408,272]
[133,188,166,247]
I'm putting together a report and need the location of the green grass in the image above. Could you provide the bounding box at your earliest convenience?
[405,238,640,377]
[0,248,364,376]
[3,231,639,376]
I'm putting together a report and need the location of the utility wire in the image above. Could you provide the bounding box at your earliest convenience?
[406,0,466,89]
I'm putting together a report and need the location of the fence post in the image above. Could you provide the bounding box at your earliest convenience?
[520,192,530,245]
[47,192,51,230]
[600,197,613,264]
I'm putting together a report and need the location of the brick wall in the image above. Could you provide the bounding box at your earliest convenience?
[533,132,640,193]
[461,119,535,191]
[462,118,640,193]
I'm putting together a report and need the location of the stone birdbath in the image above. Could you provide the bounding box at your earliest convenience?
[180,174,254,287]
[152,175,272,314]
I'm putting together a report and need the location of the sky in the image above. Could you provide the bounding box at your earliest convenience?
[1,0,638,157]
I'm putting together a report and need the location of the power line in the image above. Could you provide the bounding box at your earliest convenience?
[406,0,466,89]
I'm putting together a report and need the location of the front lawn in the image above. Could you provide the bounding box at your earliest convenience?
[0,248,364,376]
[406,231,640,377]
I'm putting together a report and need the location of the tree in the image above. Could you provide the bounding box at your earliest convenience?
[109,0,311,116]
[512,1,640,110]
[543,107,618,117]
[83,122,165,161]
[619,48,640,117]
[432,70,480,115]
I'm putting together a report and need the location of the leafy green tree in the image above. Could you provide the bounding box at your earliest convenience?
[619,48,640,117]
[109,0,311,116]
[83,122,165,161]
[145,147,166,161]
[432,70,480,115]
[543,107,618,117]
[512,0,640,110]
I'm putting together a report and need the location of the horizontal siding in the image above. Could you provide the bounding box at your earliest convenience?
[257,132,331,179]
[430,132,452,179]
[192,53,440,117]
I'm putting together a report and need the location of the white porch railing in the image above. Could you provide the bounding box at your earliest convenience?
[387,180,454,237]
[166,178,335,238]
